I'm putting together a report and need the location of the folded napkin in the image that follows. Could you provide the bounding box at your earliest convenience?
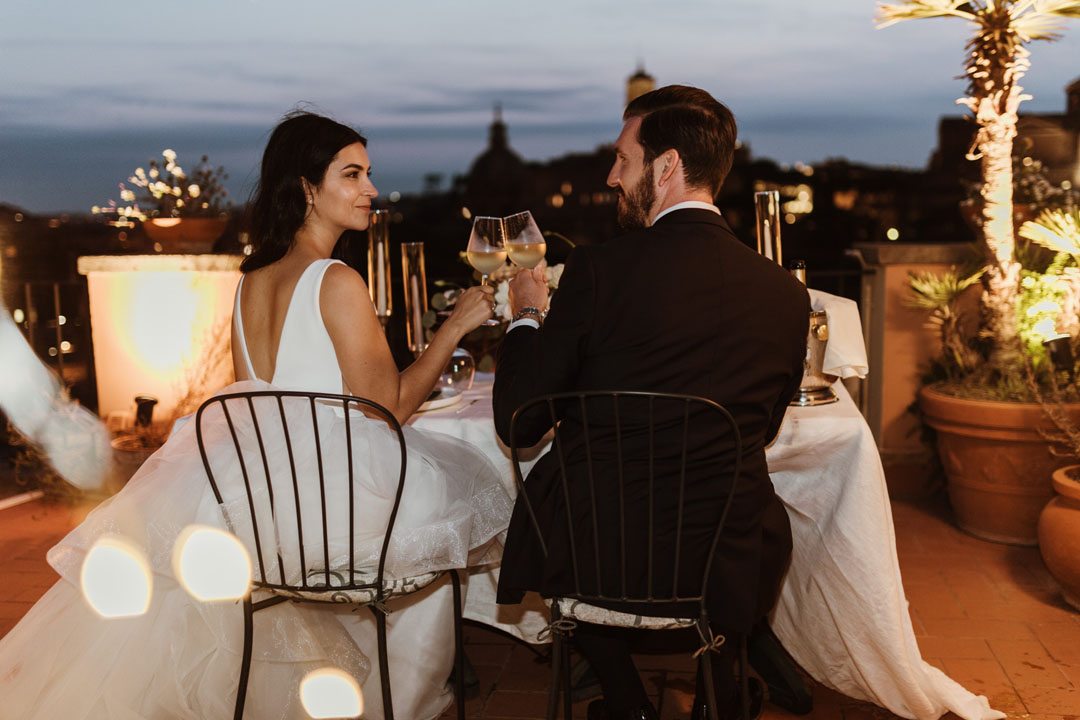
[808,288,868,379]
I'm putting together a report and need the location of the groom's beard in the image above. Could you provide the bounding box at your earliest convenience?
[615,161,656,232]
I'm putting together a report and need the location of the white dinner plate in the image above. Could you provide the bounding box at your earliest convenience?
[417,387,462,412]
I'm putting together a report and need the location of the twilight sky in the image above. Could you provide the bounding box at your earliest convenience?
[1,0,1079,213]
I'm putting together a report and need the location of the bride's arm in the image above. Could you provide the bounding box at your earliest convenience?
[321,263,493,424]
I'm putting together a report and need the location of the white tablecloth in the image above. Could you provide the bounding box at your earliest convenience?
[409,375,1002,720]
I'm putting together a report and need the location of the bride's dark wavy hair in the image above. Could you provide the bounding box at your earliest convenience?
[241,111,367,273]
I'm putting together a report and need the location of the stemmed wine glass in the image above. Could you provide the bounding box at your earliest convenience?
[466,216,507,326]
[503,211,546,269]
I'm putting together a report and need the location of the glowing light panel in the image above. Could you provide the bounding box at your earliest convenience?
[174,525,251,601]
[78,255,241,421]
[300,668,363,719]
[81,536,152,618]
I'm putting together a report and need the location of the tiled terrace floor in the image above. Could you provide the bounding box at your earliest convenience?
[2,490,1079,719]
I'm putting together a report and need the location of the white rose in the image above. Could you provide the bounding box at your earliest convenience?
[149,168,159,179]
[494,281,513,322]
[188,184,201,198]
[120,189,135,202]
[162,149,177,162]
[545,263,564,289]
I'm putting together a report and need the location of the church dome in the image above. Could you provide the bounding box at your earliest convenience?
[465,105,530,216]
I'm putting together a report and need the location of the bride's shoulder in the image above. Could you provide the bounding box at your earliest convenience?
[321,261,367,300]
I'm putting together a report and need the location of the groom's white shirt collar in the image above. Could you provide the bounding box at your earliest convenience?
[651,201,721,225]
[508,201,721,332]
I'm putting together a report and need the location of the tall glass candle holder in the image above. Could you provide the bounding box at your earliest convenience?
[401,242,429,356]
[754,190,782,266]
[367,209,391,327]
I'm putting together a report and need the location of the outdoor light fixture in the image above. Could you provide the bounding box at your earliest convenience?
[81,536,152,618]
[1043,334,1075,382]
[299,668,363,719]
[174,525,251,601]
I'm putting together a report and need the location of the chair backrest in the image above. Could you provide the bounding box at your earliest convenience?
[195,390,406,600]
[509,391,742,613]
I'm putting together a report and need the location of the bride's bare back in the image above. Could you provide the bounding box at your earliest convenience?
[234,250,323,383]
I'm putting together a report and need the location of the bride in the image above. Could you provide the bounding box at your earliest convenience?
[0,111,513,720]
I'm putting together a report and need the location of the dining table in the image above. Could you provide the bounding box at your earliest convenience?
[409,365,1002,720]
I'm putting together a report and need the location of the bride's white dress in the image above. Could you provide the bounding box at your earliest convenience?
[0,258,513,720]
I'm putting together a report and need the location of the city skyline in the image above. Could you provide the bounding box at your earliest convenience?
[2,0,1079,213]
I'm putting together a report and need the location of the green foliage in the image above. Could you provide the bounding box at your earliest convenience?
[1020,208,1080,259]
[907,266,985,382]
[1017,269,1066,364]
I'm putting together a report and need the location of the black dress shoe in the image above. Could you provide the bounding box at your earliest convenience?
[586,699,659,720]
[570,657,603,703]
[690,676,765,720]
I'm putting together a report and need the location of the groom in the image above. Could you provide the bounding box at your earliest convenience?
[492,85,810,720]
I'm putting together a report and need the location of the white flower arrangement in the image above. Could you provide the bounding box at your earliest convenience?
[93,149,230,227]
[433,260,564,323]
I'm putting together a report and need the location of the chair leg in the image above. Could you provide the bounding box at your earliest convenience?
[739,636,750,720]
[547,632,563,720]
[450,570,466,720]
[700,647,719,720]
[561,634,573,720]
[372,604,394,720]
[234,594,255,720]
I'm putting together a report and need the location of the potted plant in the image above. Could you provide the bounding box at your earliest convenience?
[94,149,231,253]
[879,1,1080,544]
[1025,323,1080,610]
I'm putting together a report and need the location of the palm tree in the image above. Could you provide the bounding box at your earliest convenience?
[877,0,1080,375]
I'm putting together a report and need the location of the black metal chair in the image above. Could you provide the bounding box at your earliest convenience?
[195,390,466,720]
[509,391,750,720]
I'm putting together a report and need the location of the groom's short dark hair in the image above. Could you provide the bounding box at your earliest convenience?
[623,85,737,198]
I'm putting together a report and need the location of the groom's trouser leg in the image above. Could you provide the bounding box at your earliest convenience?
[573,622,650,715]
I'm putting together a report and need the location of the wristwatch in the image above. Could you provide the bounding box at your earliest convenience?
[512,307,544,323]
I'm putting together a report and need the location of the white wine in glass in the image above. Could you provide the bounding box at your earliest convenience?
[466,249,508,275]
[466,216,507,325]
[504,210,546,269]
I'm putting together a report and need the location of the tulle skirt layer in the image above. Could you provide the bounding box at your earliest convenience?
[0,380,513,719]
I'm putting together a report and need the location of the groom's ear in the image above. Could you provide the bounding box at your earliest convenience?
[656,149,680,187]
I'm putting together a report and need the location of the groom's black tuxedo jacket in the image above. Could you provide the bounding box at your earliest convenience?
[492,208,809,633]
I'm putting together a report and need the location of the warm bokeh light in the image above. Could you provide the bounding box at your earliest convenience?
[174,525,251,601]
[81,536,152,618]
[300,668,363,719]
[78,255,241,421]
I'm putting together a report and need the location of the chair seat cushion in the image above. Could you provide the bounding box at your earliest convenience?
[268,569,444,604]
[555,598,697,630]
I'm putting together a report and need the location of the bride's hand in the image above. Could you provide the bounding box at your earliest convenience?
[445,285,496,337]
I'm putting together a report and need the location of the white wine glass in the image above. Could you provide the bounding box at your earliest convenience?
[504,210,546,269]
[466,216,507,326]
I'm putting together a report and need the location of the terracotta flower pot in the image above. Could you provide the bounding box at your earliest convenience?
[918,386,1080,545]
[1038,466,1080,611]
[142,217,227,254]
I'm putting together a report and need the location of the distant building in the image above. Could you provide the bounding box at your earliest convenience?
[626,64,655,106]
[931,77,1080,185]
[463,104,530,217]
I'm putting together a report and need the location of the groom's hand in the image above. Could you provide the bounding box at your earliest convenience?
[508,266,548,317]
